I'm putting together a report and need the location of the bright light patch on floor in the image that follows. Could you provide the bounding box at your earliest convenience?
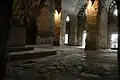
[64,34,68,44]
[111,34,118,48]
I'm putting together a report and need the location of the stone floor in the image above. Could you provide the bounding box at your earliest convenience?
[6,46,119,80]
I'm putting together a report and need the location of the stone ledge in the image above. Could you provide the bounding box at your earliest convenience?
[8,46,34,52]
[9,51,57,61]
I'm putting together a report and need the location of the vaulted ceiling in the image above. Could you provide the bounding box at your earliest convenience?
[61,0,114,15]
[62,0,86,15]
[100,0,113,10]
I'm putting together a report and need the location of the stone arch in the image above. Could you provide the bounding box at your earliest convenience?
[62,0,87,15]
[107,0,118,49]
[99,0,113,11]
[61,0,87,46]
[76,4,87,46]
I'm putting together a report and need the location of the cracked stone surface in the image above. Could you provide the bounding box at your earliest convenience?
[6,47,119,80]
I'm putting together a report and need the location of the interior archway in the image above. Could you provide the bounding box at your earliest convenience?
[64,15,70,45]
[108,0,118,49]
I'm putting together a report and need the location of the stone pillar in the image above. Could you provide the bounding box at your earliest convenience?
[60,11,66,47]
[85,29,98,50]
[53,11,61,46]
[107,24,111,49]
[49,0,55,45]
[98,7,108,49]
[85,0,99,50]
[68,15,77,46]
[76,28,84,46]
[115,0,120,74]
[76,15,86,46]
[53,0,67,46]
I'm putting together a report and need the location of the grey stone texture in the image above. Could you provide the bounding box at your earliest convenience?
[98,7,108,49]
[6,46,119,80]
[60,10,67,47]
[68,15,78,46]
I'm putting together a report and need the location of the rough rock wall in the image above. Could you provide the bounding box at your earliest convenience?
[98,6,108,49]
[7,0,26,46]
[36,0,54,45]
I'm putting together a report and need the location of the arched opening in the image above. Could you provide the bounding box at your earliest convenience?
[64,15,70,45]
[111,33,118,48]
[108,0,118,49]
[76,4,87,48]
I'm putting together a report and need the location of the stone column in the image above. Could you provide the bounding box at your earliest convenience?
[76,15,86,46]
[76,28,84,46]
[53,0,67,46]
[36,0,55,45]
[49,0,55,45]
[60,11,66,47]
[53,11,61,46]
[85,0,99,50]
[85,29,98,50]
[107,24,111,49]
[68,15,77,46]
[115,0,120,74]
[98,7,108,49]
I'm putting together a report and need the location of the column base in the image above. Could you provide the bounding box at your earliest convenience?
[84,46,97,50]
[85,30,97,50]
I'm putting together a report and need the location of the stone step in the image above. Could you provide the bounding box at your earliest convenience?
[8,46,34,52]
[9,50,57,61]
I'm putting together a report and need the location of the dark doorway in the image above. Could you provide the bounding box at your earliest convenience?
[26,19,37,45]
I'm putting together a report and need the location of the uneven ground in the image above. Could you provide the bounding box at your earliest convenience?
[6,45,119,80]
